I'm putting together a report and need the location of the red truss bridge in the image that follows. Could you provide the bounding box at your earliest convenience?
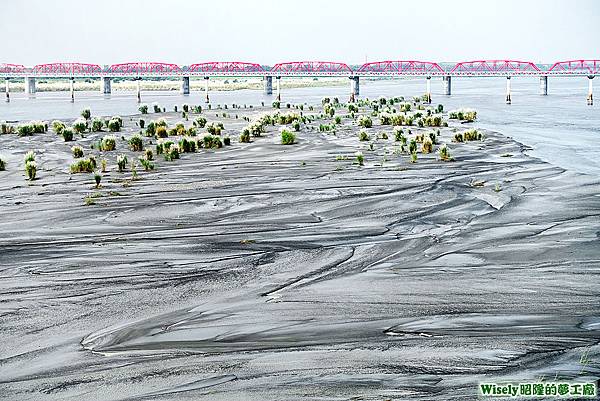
[2,59,598,104]
[1,59,597,78]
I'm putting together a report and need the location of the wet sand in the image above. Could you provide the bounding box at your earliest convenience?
[0,103,599,400]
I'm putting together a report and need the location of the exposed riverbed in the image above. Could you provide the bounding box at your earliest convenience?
[0,97,599,400]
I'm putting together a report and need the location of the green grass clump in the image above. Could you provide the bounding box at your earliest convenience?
[223,136,231,146]
[24,151,37,180]
[1,123,15,134]
[107,117,122,132]
[357,115,373,128]
[139,157,154,171]
[194,117,207,128]
[101,135,116,151]
[455,129,482,142]
[240,129,251,143]
[203,135,223,149]
[25,160,37,180]
[72,145,84,158]
[24,150,36,163]
[281,129,296,145]
[164,144,180,161]
[81,108,91,120]
[117,154,128,172]
[70,157,97,173]
[144,148,153,160]
[439,144,452,161]
[62,128,74,142]
[94,171,101,187]
[91,118,104,132]
[272,101,281,109]
[358,129,369,141]
[128,134,143,151]
[355,151,364,166]
[73,118,87,133]
[409,138,418,154]
[179,137,196,153]
[155,126,168,138]
[449,108,477,121]
[138,104,148,114]
[206,122,223,135]
[52,120,66,133]
[17,124,34,137]
[422,137,433,154]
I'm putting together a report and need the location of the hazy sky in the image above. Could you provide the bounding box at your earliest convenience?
[2,0,598,66]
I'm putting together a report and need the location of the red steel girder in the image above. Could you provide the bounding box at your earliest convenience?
[450,60,540,76]
[32,62,102,75]
[358,60,444,75]
[549,60,599,75]
[0,63,26,75]
[187,62,264,75]
[108,62,183,76]
[270,61,352,76]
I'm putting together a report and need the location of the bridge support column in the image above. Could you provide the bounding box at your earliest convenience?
[70,77,75,102]
[539,76,548,95]
[136,78,141,103]
[181,76,190,95]
[425,76,432,103]
[276,76,281,101]
[587,75,594,105]
[443,75,451,95]
[101,77,111,94]
[25,76,36,95]
[5,78,9,102]
[506,76,512,104]
[264,76,272,95]
[204,77,210,103]
[349,76,359,102]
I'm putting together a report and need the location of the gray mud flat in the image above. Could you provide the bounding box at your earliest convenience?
[0,109,599,400]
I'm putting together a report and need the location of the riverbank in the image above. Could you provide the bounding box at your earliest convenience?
[1,99,599,400]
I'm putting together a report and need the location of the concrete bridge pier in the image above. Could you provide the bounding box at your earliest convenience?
[70,77,75,102]
[204,77,210,103]
[587,75,594,105]
[5,78,9,102]
[25,77,36,95]
[101,77,111,94]
[425,76,432,103]
[349,76,359,102]
[136,78,141,103]
[181,76,190,95]
[443,75,451,95]
[276,76,281,101]
[540,76,548,95]
[505,76,512,104]
[264,76,272,95]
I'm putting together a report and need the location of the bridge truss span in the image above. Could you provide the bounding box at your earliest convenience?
[186,62,265,77]
[269,61,353,77]
[31,63,102,77]
[548,60,600,76]
[108,62,183,77]
[357,60,445,76]
[450,60,541,76]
